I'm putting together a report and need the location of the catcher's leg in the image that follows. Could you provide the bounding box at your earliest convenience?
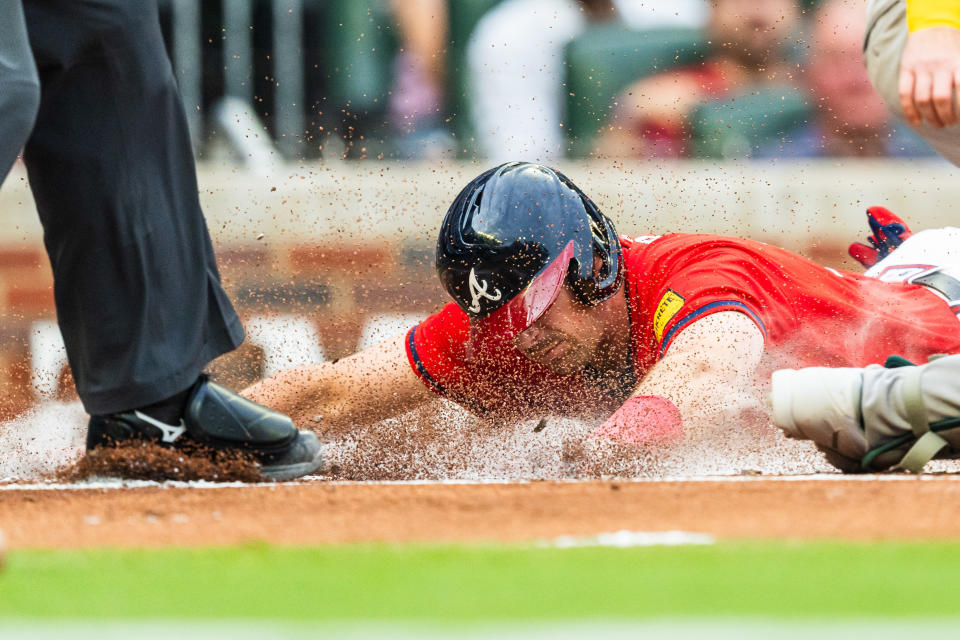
[772,354,960,472]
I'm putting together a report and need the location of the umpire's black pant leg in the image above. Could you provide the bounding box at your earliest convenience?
[21,0,244,415]
[0,0,40,184]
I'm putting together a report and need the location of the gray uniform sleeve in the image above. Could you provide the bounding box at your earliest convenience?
[864,0,960,166]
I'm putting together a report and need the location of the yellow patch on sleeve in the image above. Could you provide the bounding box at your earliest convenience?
[653,289,685,342]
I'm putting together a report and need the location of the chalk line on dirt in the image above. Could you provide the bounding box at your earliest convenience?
[2,473,960,492]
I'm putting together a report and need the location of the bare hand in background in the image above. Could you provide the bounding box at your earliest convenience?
[899,27,960,128]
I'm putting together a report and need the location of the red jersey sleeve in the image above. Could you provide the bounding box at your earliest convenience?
[648,247,772,357]
[625,235,776,362]
[404,302,470,400]
[623,234,960,373]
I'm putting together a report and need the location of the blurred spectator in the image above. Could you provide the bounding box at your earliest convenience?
[758,0,934,158]
[388,0,454,159]
[467,0,708,163]
[595,0,801,158]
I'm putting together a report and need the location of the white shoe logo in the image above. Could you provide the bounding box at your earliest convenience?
[134,411,187,443]
[467,267,502,313]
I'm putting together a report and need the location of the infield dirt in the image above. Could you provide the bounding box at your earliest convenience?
[3,477,960,550]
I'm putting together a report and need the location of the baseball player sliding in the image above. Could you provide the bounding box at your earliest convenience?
[246,162,960,467]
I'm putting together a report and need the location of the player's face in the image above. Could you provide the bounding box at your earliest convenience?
[512,285,604,376]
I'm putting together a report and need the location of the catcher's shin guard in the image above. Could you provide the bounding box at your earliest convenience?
[771,354,960,473]
[87,375,323,480]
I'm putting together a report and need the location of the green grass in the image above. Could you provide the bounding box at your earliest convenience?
[1,541,959,619]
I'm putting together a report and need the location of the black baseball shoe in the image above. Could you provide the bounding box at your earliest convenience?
[86,375,323,481]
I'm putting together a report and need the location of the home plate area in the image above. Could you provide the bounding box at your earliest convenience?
[4,475,960,549]
[4,398,960,549]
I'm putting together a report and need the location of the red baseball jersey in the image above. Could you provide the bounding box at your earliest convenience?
[405,234,960,416]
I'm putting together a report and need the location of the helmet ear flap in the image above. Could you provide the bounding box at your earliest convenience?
[568,209,622,306]
[593,213,622,292]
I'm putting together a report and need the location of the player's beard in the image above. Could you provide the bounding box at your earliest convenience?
[519,330,591,376]
[541,340,590,376]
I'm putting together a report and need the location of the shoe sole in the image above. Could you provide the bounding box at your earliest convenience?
[260,447,325,481]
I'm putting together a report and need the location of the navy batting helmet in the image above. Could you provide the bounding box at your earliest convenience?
[436,162,623,338]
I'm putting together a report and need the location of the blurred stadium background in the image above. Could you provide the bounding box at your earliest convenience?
[1,0,958,422]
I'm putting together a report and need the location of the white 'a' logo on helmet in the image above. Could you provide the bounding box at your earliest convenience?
[467,267,502,313]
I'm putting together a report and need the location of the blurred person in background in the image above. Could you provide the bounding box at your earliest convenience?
[757,0,934,158]
[595,0,801,158]
[467,0,708,163]
[388,0,454,159]
[865,0,960,165]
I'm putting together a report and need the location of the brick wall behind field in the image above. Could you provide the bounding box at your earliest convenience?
[0,240,448,421]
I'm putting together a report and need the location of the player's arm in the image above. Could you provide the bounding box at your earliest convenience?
[899,0,960,127]
[595,312,765,443]
[635,311,764,412]
[242,332,435,437]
